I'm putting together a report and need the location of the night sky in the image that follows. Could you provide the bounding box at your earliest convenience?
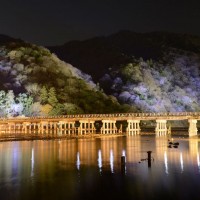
[0,0,200,45]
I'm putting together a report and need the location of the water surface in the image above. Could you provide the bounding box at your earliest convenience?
[0,136,200,200]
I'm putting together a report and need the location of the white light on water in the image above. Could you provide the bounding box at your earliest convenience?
[197,152,200,172]
[110,149,114,173]
[180,152,184,172]
[31,148,34,177]
[76,152,80,170]
[122,150,126,157]
[164,151,168,174]
[98,150,102,172]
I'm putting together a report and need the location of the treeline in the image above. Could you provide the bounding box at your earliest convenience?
[0,87,62,117]
[0,90,33,117]
[0,40,133,117]
[0,85,131,117]
[100,50,200,112]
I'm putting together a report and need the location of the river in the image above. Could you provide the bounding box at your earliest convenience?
[0,135,200,200]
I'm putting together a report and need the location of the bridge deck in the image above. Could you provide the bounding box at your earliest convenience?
[0,112,200,123]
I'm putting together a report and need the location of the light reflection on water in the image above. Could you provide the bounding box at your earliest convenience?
[0,136,200,200]
[180,152,184,173]
[31,148,34,177]
[110,149,114,173]
[164,151,168,174]
[76,152,80,171]
[97,150,102,173]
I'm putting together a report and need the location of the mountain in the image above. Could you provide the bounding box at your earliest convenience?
[0,34,22,45]
[49,30,200,81]
[49,31,200,113]
[0,36,128,117]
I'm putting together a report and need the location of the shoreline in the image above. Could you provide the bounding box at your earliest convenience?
[0,133,126,142]
[0,132,199,142]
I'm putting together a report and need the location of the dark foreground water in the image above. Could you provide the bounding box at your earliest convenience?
[0,135,200,200]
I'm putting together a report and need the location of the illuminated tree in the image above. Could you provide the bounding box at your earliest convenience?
[30,102,42,116]
[49,103,65,116]
[5,90,15,116]
[48,87,58,106]
[41,104,52,116]
[0,91,6,116]
[64,103,83,114]
[16,93,33,116]
[40,86,48,104]
[25,83,40,100]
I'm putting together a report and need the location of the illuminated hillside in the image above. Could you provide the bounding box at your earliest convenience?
[50,31,200,112]
[0,36,128,117]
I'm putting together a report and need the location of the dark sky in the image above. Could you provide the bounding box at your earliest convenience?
[0,0,200,45]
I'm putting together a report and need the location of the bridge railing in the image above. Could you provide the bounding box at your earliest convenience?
[1,112,200,121]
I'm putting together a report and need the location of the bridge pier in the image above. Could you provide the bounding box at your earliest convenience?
[22,122,31,134]
[28,123,32,134]
[100,120,117,134]
[126,120,140,135]
[0,124,6,134]
[7,123,16,134]
[64,121,75,135]
[34,123,40,134]
[57,122,63,136]
[59,121,76,135]
[15,123,22,134]
[68,122,76,135]
[32,123,36,134]
[40,121,49,134]
[58,121,64,135]
[53,122,58,135]
[155,120,167,136]
[188,119,198,137]
[49,122,53,134]
[49,122,56,135]
[78,120,96,135]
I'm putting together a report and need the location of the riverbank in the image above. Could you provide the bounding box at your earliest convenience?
[0,131,199,142]
[0,133,127,142]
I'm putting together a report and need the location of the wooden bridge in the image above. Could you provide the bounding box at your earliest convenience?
[0,112,199,137]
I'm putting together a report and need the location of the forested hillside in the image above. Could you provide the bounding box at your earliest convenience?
[1,31,200,117]
[0,35,128,117]
[50,31,200,112]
